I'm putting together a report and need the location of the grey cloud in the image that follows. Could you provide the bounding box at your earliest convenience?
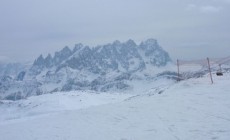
[0,0,230,62]
[200,6,222,13]
[186,4,222,13]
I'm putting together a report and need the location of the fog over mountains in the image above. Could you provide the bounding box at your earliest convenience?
[0,39,172,100]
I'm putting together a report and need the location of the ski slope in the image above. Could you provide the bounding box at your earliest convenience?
[0,73,230,140]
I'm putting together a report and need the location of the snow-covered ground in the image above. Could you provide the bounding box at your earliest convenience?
[0,73,230,140]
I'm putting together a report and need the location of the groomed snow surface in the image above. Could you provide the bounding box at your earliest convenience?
[0,73,230,140]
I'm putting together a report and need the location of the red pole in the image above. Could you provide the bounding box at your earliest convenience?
[207,57,213,84]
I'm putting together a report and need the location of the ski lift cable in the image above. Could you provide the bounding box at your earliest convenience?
[214,56,230,64]
[219,58,230,65]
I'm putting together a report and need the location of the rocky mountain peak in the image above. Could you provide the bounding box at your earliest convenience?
[112,40,121,46]
[45,54,53,68]
[139,38,160,51]
[33,54,45,66]
[143,38,158,45]
[125,39,136,47]
[73,43,84,52]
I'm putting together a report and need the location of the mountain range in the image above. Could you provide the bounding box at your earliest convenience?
[0,39,173,100]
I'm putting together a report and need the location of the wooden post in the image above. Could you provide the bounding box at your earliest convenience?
[207,57,213,84]
[177,59,180,81]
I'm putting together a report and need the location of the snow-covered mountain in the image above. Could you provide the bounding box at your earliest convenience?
[0,39,174,100]
[0,63,29,77]
[32,39,170,72]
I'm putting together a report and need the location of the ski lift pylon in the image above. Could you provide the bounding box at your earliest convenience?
[216,64,223,76]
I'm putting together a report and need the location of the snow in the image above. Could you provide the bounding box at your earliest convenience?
[0,73,230,140]
[0,91,131,122]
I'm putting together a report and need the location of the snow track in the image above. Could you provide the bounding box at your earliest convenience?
[0,74,230,140]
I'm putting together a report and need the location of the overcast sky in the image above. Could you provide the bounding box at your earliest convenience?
[0,0,230,63]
